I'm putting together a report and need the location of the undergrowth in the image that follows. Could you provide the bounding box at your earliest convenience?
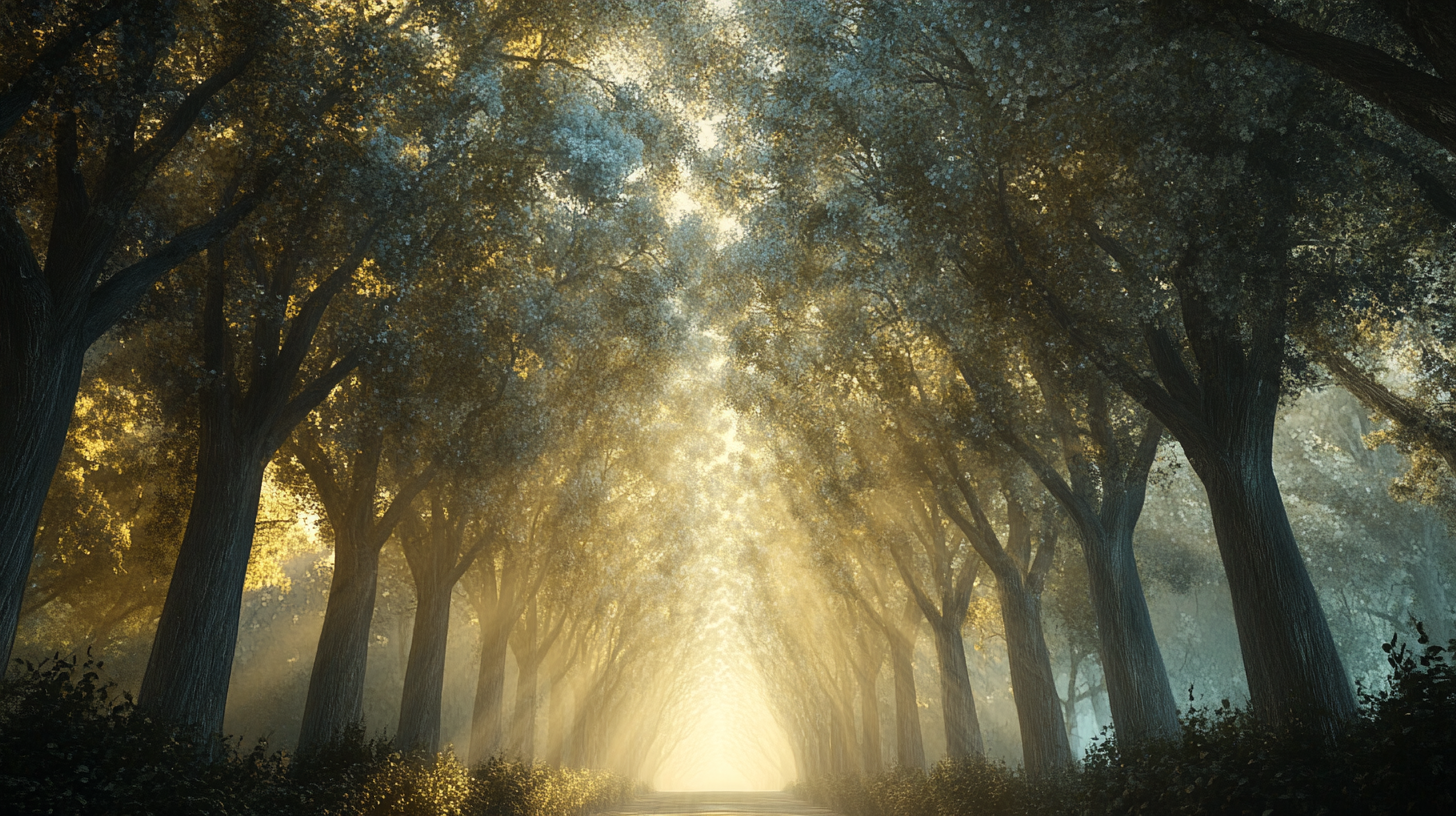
[0,655,636,816]
[798,627,1456,816]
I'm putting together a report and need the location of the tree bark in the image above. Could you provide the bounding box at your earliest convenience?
[0,336,87,672]
[0,30,260,667]
[995,571,1072,776]
[992,355,1182,747]
[887,624,926,769]
[1190,446,1359,731]
[1078,514,1181,743]
[1012,207,1359,735]
[136,232,365,738]
[510,613,540,759]
[396,493,480,753]
[471,619,511,763]
[136,427,268,736]
[292,422,435,754]
[395,572,454,752]
[295,523,382,753]
[926,617,983,760]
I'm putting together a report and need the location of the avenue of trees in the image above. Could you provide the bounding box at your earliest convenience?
[3,0,1456,804]
[701,0,1456,781]
[1,0,736,783]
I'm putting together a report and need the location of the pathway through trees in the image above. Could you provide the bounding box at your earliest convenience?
[608,792,838,816]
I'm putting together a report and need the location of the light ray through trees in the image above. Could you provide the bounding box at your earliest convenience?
[4,2,1456,810]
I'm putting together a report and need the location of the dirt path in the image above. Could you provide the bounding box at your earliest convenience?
[606,791,839,816]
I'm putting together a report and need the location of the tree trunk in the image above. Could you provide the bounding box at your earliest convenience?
[512,653,539,759]
[995,574,1072,776]
[470,623,511,764]
[1189,445,1357,733]
[137,429,268,737]
[1075,513,1182,743]
[545,672,568,766]
[1062,648,1082,746]
[296,523,382,753]
[395,579,453,752]
[927,617,983,759]
[0,336,86,672]
[858,669,883,775]
[888,630,926,768]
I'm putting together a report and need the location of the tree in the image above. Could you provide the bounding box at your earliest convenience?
[722,0,1437,737]
[393,484,487,753]
[1168,0,1456,157]
[0,0,280,671]
[934,317,1181,746]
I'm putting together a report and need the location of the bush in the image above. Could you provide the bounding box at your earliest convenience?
[0,655,637,816]
[798,628,1456,816]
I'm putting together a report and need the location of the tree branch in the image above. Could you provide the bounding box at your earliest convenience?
[0,0,126,138]
[83,191,263,344]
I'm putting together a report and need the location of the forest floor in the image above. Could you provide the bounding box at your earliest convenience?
[607,791,840,816]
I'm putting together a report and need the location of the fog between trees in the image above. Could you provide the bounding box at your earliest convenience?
[2,0,1454,791]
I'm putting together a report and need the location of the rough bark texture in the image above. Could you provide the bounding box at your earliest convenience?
[1013,187,1359,734]
[887,628,926,768]
[0,337,86,673]
[926,617,983,759]
[396,495,479,753]
[395,577,454,752]
[1192,449,1358,729]
[992,357,1181,747]
[1319,350,1456,476]
[996,574,1073,776]
[137,229,364,737]
[1078,514,1181,743]
[137,432,268,735]
[295,529,382,753]
[0,13,260,669]
[292,422,434,754]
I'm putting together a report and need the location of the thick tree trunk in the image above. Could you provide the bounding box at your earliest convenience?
[395,580,454,752]
[296,525,382,753]
[470,624,511,763]
[858,669,883,775]
[137,430,268,737]
[1075,514,1182,744]
[927,618,983,759]
[1189,445,1357,733]
[0,336,86,673]
[995,575,1072,776]
[888,631,926,768]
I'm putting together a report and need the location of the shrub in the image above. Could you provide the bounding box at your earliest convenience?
[0,655,637,816]
[798,628,1456,816]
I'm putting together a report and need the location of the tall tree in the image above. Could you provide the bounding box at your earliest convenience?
[0,0,278,670]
